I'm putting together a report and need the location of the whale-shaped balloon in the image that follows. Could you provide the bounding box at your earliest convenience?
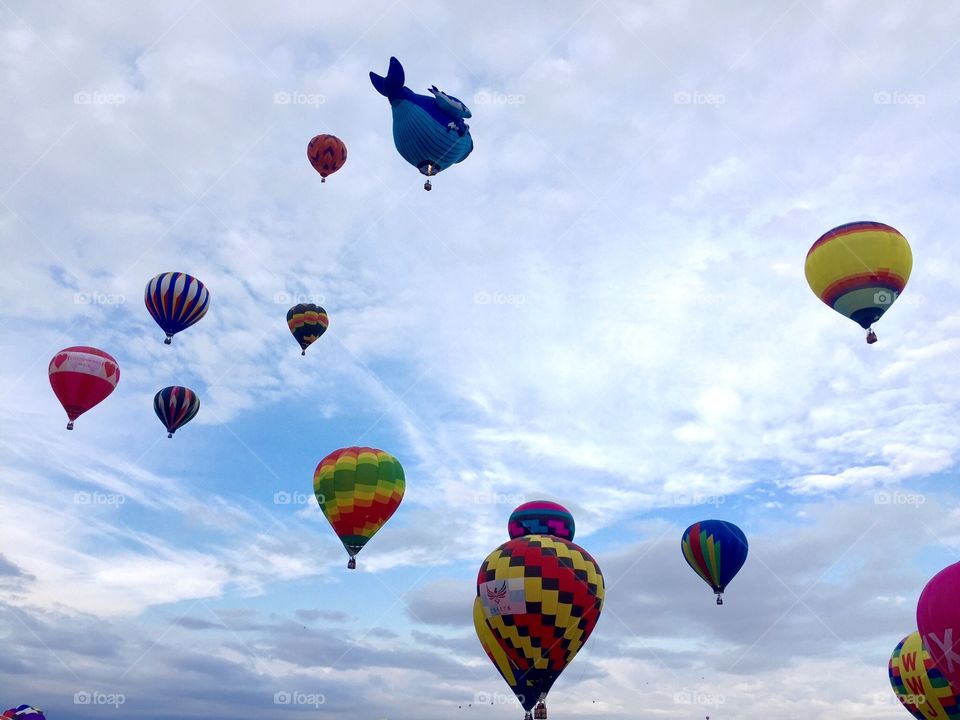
[370,56,474,190]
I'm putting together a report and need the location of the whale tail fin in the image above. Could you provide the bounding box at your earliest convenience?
[370,56,405,99]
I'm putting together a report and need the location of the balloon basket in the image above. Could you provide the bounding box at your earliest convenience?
[716,595,723,605]
[167,432,173,439]
[66,421,74,430]
[347,557,356,570]
[534,701,547,719]
[866,329,878,344]
[424,180,432,191]
[301,349,306,356]
[321,177,326,183]
[164,337,172,345]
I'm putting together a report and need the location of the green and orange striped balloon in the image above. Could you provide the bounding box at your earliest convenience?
[313,447,404,569]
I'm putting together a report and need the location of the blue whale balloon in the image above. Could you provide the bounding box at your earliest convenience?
[370,57,474,190]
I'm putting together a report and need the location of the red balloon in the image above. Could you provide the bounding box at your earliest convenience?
[307,134,347,183]
[917,561,960,690]
[48,346,120,430]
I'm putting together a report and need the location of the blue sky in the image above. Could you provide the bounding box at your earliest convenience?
[2,1,960,718]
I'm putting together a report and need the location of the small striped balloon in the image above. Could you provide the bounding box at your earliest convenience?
[145,272,210,344]
[153,385,200,438]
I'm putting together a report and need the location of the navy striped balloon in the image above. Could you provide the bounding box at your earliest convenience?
[145,272,210,344]
[153,386,200,438]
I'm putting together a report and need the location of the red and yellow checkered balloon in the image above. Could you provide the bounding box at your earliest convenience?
[476,535,604,713]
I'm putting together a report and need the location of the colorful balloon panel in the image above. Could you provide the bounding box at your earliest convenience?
[476,535,604,712]
[2,707,45,720]
[804,221,912,330]
[508,501,575,541]
[473,596,518,690]
[286,303,329,355]
[153,385,200,438]
[681,520,748,602]
[144,272,210,344]
[307,134,347,181]
[889,631,960,720]
[48,346,120,429]
[918,561,960,692]
[313,447,405,563]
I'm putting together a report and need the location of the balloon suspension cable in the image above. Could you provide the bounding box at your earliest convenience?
[66,421,74,430]
[866,328,878,344]
[347,557,356,570]
[164,336,172,345]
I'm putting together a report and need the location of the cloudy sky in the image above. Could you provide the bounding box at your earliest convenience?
[2,0,960,717]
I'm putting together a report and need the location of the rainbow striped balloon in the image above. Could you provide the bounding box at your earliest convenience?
[804,221,912,343]
[313,447,405,569]
[681,520,748,605]
[144,272,210,344]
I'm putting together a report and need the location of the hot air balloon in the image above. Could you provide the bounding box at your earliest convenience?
[681,520,748,605]
[476,534,604,720]
[145,271,210,344]
[307,134,347,183]
[889,631,960,720]
[507,501,575,541]
[804,221,913,344]
[48,346,119,430]
[918,561,960,692]
[2,706,45,720]
[153,386,200,438]
[370,56,474,190]
[313,447,405,569]
[473,596,519,693]
[286,303,328,355]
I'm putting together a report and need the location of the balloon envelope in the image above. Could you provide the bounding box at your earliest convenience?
[153,385,200,438]
[804,221,912,335]
[476,535,604,712]
[889,631,960,720]
[48,346,119,429]
[681,520,748,602]
[508,500,575,541]
[918,561,960,691]
[286,303,328,355]
[307,134,347,181]
[145,271,210,344]
[313,447,405,566]
[2,707,45,720]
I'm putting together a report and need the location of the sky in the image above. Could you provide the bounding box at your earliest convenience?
[1,0,960,718]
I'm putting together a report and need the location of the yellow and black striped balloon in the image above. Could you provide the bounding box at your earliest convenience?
[286,303,328,355]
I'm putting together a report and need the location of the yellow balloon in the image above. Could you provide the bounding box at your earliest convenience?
[888,631,960,720]
[805,221,912,342]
